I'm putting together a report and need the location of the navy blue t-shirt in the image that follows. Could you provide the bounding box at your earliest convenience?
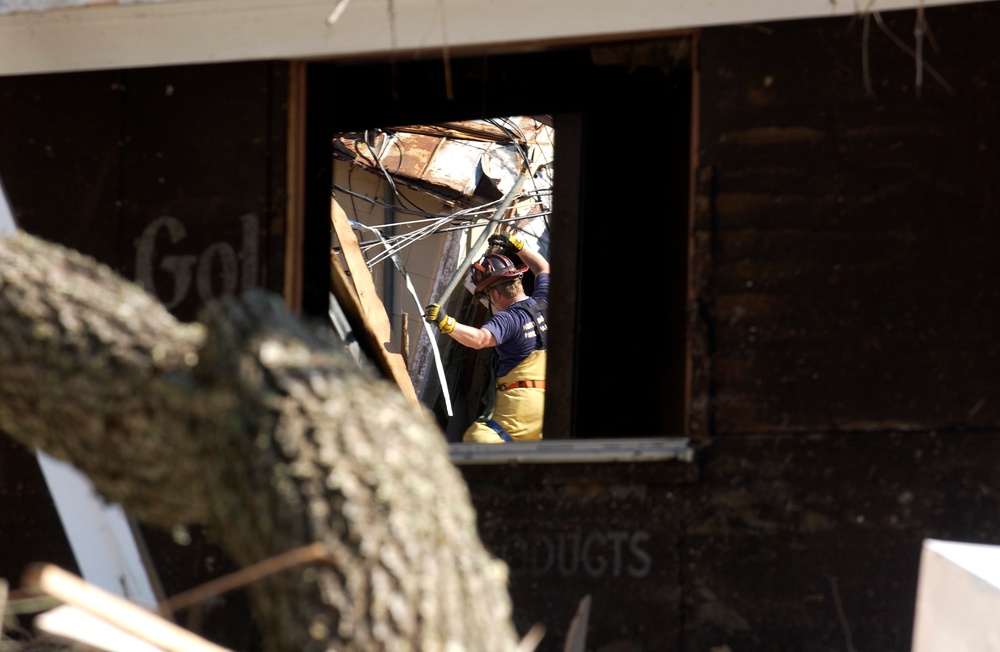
[482,272,550,377]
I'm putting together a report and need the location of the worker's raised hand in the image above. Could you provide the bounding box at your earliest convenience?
[424,303,456,334]
[488,231,524,256]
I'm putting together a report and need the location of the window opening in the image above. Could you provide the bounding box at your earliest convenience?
[306,37,695,455]
[329,117,554,441]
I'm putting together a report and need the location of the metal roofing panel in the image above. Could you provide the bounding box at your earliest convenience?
[333,118,554,203]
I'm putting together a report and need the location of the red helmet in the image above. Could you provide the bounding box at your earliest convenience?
[471,253,528,293]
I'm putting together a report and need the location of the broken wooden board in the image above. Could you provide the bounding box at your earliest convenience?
[330,199,419,408]
[25,563,231,652]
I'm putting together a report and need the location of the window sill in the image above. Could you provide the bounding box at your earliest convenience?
[448,437,695,466]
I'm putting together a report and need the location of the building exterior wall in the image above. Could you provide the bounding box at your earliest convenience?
[1,2,999,650]
[0,60,289,651]
[695,4,1000,434]
[462,4,1000,651]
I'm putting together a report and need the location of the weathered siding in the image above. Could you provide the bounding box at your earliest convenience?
[468,4,1000,652]
[465,430,1000,651]
[1,3,998,651]
[0,62,289,323]
[0,61,289,650]
[696,3,1000,433]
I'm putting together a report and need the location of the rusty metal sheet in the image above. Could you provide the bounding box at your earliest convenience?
[332,117,554,203]
[335,130,490,199]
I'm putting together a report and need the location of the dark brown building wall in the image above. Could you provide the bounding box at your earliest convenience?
[1,3,998,651]
[466,3,1000,652]
[0,61,289,650]
[696,3,1000,433]
[0,62,290,323]
[464,430,1000,651]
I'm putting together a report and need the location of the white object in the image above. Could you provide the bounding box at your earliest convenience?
[36,453,161,608]
[0,0,988,77]
[0,176,14,235]
[36,605,167,652]
[911,538,1000,652]
[27,563,229,652]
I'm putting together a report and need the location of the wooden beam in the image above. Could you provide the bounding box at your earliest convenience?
[330,200,420,408]
[23,564,232,652]
[282,60,307,314]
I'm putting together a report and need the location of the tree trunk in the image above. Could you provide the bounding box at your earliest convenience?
[0,231,519,652]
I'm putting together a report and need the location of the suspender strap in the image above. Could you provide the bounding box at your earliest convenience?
[514,299,548,350]
[497,379,546,391]
[484,419,514,442]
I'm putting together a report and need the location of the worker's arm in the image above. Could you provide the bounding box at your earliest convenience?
[423,304,496,349]
[448,322,496,350]
[516,245,549,276]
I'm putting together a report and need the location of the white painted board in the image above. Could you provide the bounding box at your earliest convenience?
[912,538,1000,652]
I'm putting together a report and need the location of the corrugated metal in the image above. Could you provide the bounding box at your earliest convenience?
[337,131,491,198]
[333,118,555,204]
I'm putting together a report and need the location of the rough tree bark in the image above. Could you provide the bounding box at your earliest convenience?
[0,231,519,652]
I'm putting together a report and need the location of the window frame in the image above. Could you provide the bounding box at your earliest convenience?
[301,37,698,460]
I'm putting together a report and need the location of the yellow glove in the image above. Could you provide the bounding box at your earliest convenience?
[424,303,456,334]
[488,231,524,255]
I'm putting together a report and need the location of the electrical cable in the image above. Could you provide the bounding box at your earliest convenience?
[348,220,454,417]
